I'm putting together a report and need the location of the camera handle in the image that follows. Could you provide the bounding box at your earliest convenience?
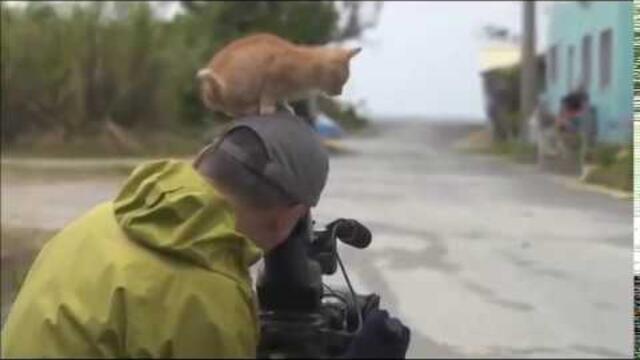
[257,214,327,358]
[256,214,379,358]
[257,213,323,313]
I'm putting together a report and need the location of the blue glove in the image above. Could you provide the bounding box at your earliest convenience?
[343,309,411,359]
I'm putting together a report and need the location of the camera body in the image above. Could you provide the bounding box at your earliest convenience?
[256,214,378,358]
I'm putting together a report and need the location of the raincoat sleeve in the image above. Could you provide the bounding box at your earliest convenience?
[125,270,260,358]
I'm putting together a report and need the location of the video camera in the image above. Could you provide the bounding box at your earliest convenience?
[256,213,381,358]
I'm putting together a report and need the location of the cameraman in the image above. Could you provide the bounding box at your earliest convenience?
[1,113,410,358]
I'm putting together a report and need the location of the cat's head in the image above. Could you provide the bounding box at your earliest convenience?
[318,47,361,96]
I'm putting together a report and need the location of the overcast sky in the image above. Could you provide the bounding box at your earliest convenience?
[341,1,550,121]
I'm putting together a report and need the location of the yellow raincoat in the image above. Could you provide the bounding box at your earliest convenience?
[1,160,263,358]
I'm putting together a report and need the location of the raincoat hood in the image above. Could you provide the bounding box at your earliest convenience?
[113,160,262,280]
[2,160,263,358]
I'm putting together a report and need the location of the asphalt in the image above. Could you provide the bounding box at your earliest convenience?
[314,121,632,358]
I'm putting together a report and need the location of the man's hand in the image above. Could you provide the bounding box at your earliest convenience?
[343,309,411,359]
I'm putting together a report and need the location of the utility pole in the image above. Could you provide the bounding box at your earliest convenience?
[519,0,537,142]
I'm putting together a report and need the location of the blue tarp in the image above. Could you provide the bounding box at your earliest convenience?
[314,113,345,139]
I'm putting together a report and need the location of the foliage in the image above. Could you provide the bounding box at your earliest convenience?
[2,2,181,143]
[482,65,521,142]
[1,1,381,147]
[585,144,621,168]
[1,226,56,304]
[179,1,338,46]
[476,139,537,164]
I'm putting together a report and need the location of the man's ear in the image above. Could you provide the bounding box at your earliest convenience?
[287,204,308,225]
[269,204,308,249]
[276,204,307,233]
[295,204,308,220]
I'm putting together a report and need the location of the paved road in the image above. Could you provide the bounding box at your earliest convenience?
[1,121,632,358]
[314,121,632,358]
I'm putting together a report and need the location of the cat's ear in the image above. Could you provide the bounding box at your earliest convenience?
[346,47,362,59]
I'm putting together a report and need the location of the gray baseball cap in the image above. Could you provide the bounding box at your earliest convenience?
[211,112,329,207]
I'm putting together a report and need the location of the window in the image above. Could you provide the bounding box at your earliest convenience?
[581,35,592,88]
[567,45,575,90]
[599,28,612,89]
[548,45,558,84]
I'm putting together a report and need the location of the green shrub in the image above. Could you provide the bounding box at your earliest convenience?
[583,143,632,192]
[485,140,537,164]
[1,1,377,146]
[586,144,621,168]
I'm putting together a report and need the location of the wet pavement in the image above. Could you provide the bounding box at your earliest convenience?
[314,121,631,358]
[1,121,632,358]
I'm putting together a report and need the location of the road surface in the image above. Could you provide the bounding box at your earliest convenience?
[315,121,631,358]
[1,121,632,358]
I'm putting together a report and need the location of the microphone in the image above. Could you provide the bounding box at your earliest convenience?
[330,219,372,249]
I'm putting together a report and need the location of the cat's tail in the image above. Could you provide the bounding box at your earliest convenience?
[196,68,225,109]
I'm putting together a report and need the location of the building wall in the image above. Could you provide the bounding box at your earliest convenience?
[545,1,632,144]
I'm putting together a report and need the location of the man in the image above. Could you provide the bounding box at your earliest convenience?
[1,113,409,358]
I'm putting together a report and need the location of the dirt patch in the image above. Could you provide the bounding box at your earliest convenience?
[453,128,493,152]
[1,226,56,265]
[1,226,57,326]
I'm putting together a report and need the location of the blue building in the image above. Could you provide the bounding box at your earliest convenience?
[544,1,633,144]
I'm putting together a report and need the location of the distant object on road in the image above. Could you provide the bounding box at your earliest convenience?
[314,113,345,139]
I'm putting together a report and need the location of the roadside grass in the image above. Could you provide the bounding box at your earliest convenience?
[1,161,137,181]
[3,127,211,159]
[1,226,56,307]
[457,128,632,193]
[457,130,537,164]
[486,141,538,164]
[3,123,357,160]
[1,226,55,262]
[582,145,632,192]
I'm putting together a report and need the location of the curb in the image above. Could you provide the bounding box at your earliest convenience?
[551,175,632,200]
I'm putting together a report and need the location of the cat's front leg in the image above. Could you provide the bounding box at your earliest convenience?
[259,96,277,115]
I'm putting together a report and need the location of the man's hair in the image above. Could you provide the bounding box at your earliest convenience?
[196,128,296,209]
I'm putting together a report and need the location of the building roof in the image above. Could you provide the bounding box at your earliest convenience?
[479,44,521,73]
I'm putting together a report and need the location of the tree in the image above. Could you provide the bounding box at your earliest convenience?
[175,1,382,125]
[332,1,382,43]
[1,1,382,144]
[179,1,381,46]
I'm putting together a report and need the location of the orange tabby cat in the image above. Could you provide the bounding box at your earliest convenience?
[197,33,361,117]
